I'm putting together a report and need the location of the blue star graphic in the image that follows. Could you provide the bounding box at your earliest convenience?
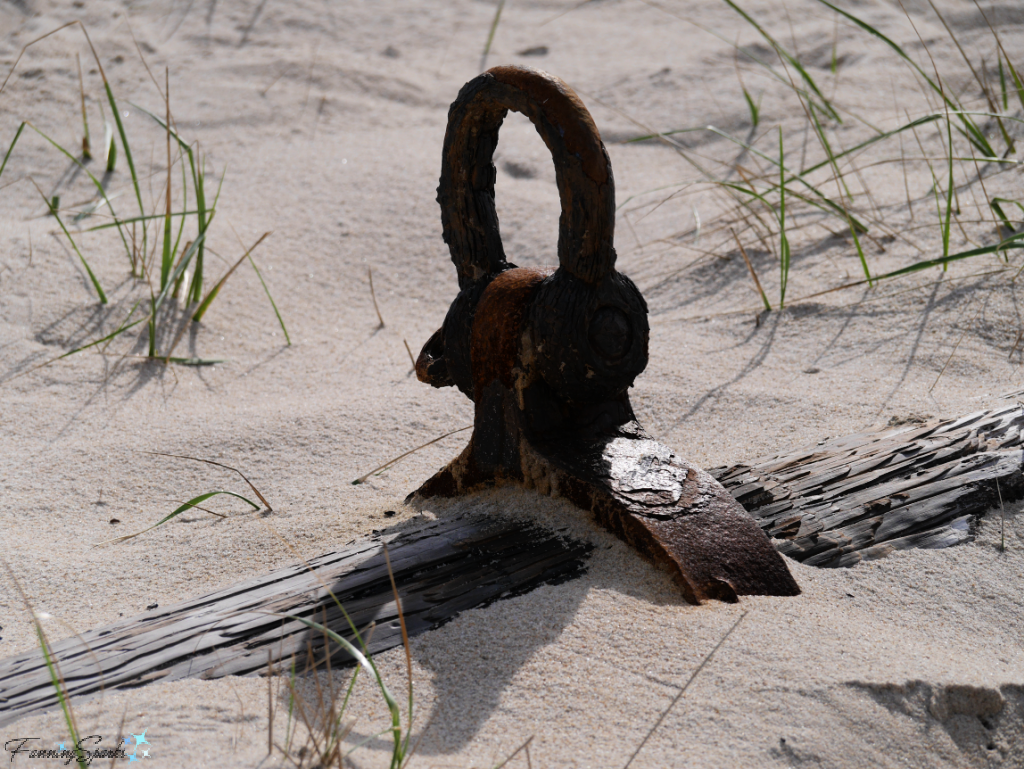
[56,743,65,751]
[131,730,150,747]
[127,754,138,763]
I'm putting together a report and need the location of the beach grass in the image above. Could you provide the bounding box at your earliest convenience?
[3,562,89,769]
[0,21,288,380]
[614,0,1023,312]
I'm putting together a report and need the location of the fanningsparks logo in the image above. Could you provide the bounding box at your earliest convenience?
[123,730,152,761]
[4,729,152,763]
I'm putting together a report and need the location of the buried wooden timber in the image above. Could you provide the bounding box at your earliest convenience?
[0,514,592,728]
[711,403,1024,568]
[0,406,1020,726]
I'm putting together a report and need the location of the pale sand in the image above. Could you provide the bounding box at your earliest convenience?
[1,0,1022,766]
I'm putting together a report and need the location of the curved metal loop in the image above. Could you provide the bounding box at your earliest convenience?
[437,65,617,289]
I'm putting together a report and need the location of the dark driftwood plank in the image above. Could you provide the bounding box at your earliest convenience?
[710,405,1024,568]
[0,514,591,728]
[2,406,1020,726]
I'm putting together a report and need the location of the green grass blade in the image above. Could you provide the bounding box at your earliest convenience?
[104,123,116,173]
[813,0,937,94]
[26,122,132,262]
[778,127,789,308]
[285,616,380,689]
[807,103,854,201]
[722,0,841,122]
[742,87,760,128]
[192,161,226,304]
[991,197,1024,233]
[35,625,88,769]
[147,282,157,358]
[877,238,1024,281]
[61,318,146,361]
[0,122,26,183]
[480,0,507,72]
[132,104,207,291]
[247,255,290,345]
[103,82,145,224]
[636,115,961,238]
[171,148,189,271]
[131,103,192,153]
[812,0,996,157]
[806,102,870,281]
[642,2,837,125]
[42,194,107,304]
[1006,57,1024,116]
[161,205,173,291]
[795,113,943,178]
[97,490,259,545]
[942,118,954,260]
[128,102,219,304]
[84,210,202,231]
[151,233,205,318]
[190,161,208,304]
[718,181,776,207]
[4,306,145,383]
[285,614,405,765]
[76,53,90,160]
[705,123,872,232]
[799,235,1024,300]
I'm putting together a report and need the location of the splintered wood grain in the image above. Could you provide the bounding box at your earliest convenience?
[0,514,592,727]
[3,406,1020,727]
[710,405,1024,568]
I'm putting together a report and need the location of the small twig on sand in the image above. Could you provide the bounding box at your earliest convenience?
[369,267,386,328]
[145,451,271,510]
[623,611,748,768]
[494,735,535,769]
[352,426,471,484]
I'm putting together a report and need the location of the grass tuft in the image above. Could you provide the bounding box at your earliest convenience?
[0,22,287,379]
[3,560,89,769]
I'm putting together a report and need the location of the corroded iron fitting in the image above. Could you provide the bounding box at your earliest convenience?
[413,66,799,604]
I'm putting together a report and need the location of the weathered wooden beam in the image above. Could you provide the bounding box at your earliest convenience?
[2,406,1018,727]
[0,514,591,728]
[710,404,1024,567]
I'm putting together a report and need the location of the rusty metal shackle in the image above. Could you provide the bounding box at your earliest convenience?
[420,66,649,414]
[439,65,616,288]
[413,66,800,605]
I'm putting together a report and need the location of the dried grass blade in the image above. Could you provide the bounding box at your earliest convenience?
[145,451,273,510]
[192,232,271,322]
[352,425,472,484]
